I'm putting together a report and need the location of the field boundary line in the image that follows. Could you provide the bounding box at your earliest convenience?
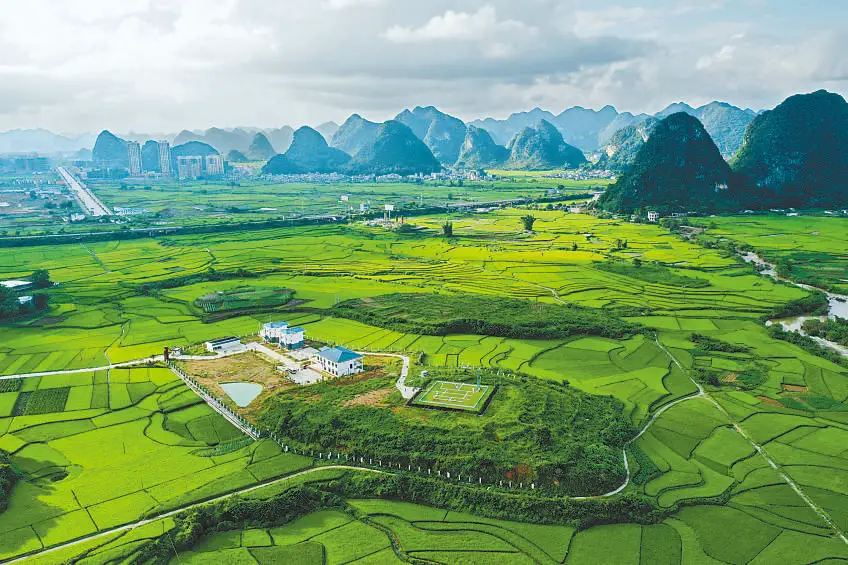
[655,337,848,546]
[0,465,385,565]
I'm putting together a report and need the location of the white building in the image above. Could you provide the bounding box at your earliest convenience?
[177,156,203,180]
[205,155,224,177]
[647,211,660,223]
[261,322,305,349]
[316,347,363,377]
[1,280,33,292]
[158,141,172,177]
[127,141,142,176]
[205,336,241,353]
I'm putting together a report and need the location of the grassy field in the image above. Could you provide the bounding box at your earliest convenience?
[692,215,848,292]
[1,210,847,562]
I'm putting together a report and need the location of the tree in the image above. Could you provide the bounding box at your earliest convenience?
[632,257,642,268]
[572,243,578,251]
[0,287,17,319]
[520,214,537,232]
[33,293,49,310]
[442,221,454,237]
[31,270,51,289]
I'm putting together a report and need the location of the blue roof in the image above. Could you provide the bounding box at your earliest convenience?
[317,346,361,363]
[263,321,288,329]
[283,327,304,334]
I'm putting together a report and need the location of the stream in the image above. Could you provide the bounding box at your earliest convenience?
[741,252,848,356]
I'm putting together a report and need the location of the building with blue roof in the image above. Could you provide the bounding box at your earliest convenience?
[261,321,305,350]
[316,346,363,377]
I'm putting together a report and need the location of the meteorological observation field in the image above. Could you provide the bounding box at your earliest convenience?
[413,380,494,411]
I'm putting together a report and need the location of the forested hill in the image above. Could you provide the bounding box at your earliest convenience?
[505,120,587,170]
[731,90,848,209]
[598,113,738,214]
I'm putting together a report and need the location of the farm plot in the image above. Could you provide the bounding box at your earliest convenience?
[0,366,311,562]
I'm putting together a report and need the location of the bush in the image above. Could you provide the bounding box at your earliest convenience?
[596,261,710,288]
[332,293,641,340]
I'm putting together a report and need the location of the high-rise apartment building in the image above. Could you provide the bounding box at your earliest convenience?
[127,141,142,176]
[158,141,172,177]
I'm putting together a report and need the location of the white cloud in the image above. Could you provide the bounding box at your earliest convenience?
[696,45,736,69]
[383,5,534,44]
[0,0,844,133]
[321,0,383,10]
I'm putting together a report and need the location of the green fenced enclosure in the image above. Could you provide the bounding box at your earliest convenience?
[195,286,294,313]
[412,380,494,412]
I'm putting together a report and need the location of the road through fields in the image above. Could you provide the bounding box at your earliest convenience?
[57,167,112,217]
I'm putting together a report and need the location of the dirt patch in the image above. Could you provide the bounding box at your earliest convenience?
[782,384,808,392]
[757,396,782,407]
[329,368,387,386]
[722,373,739,384]
[182,352,294,418]
[344,388,393,408]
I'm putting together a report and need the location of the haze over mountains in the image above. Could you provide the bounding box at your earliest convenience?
[3,99,757,163]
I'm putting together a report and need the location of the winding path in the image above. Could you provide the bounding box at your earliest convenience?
[3,333,846,561]
[356,350,416,398]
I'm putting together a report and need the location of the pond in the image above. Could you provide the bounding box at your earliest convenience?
[220,382,263,407]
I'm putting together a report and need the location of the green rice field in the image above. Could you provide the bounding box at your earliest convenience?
[1,210,847,563]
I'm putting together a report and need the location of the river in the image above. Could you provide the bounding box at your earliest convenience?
[740,252,848,356]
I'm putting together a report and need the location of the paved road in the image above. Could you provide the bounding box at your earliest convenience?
[0,466,385,565]
[57,167,112,216]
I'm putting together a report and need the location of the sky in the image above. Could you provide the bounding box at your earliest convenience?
[0,0,846,134]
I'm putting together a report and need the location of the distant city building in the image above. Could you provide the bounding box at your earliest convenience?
[176,154,224,180]
[177,156,203,180]
[158,141,172,177]
[316,346,363,377]
[127,141,142,176]
[205,155,224,176]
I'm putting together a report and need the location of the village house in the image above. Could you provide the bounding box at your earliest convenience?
[647,211,660,223]
[261,321,305,349]
[316,346,363,377]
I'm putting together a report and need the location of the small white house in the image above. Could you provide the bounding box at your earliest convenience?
[205,336,241,353]
[647,211,660,223]
[261,322,305,349]
[316,347,363,377]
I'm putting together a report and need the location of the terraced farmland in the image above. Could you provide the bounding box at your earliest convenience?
[1,210,847,563]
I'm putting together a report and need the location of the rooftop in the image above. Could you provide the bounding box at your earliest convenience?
[317,346,362,364]
[283,327,304,334]
[1,280,31,289]
[206,336,240,346]
[263,321,289,329]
